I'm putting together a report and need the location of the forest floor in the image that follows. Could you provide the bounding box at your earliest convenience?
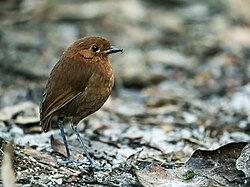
[0,0,250,186]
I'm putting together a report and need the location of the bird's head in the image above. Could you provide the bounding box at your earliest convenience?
[67,36,123,60]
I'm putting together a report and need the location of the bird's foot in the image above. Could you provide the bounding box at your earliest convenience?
[57,157,102,170]
[57,157,82,165]
[89,162,102,171]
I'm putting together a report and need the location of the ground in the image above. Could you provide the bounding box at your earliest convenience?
[0,0,250,186]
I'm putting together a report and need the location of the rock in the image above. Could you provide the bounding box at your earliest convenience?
[145,48,192,69]
[113,49,166,88]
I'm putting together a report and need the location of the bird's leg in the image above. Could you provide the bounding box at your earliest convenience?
[57,117,74,163]
[71,124,99,169]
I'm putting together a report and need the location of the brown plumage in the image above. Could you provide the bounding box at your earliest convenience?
[40,36,123,167]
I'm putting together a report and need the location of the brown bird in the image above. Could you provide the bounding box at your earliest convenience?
[40,36,123,168]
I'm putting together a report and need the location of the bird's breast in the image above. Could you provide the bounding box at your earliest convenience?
[60,61,114,118]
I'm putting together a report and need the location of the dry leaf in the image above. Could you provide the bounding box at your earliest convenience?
[236,143,250,177]
[24,145,56,165]
[50,135,83,161]
[135,163,203,187]
[1,143,15,187]
[185,142,248,185]
[0,102,39,122]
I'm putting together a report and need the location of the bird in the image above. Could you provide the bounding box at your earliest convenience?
[40,36,123,168]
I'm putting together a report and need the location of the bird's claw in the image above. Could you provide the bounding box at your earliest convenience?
[57,157,102,171]
[57,157,82,165]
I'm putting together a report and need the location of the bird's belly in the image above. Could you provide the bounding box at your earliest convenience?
[76,88,111,115]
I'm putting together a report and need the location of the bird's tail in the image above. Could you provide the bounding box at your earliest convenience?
[40,116,53,132]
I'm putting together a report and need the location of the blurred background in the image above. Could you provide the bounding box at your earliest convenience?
[1,0,250,185]
[1,0,250,133]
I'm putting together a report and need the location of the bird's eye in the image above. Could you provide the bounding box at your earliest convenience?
[91,45,99,52]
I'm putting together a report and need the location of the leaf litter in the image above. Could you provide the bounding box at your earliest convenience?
[1,0,250,186]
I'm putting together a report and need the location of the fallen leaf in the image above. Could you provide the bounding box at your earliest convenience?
[24,145,56,165]
[135,142,250,187]
[135,163,204,187]
[65,174,80,183]
[14,116,39,125]
[0,102,39,122]
[50,135,83,161]
[126,149,143,169]
[51,135,68,158]
[23,126,42,134]
[1,143,16,187]
[185,142,248,184]
[236,143,250,177]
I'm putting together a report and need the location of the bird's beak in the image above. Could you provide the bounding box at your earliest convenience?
[105,46,123,54]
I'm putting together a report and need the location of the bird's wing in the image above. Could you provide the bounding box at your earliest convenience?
[41,89,81,120]
[40,54,94,131]
[40,88,82,132]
